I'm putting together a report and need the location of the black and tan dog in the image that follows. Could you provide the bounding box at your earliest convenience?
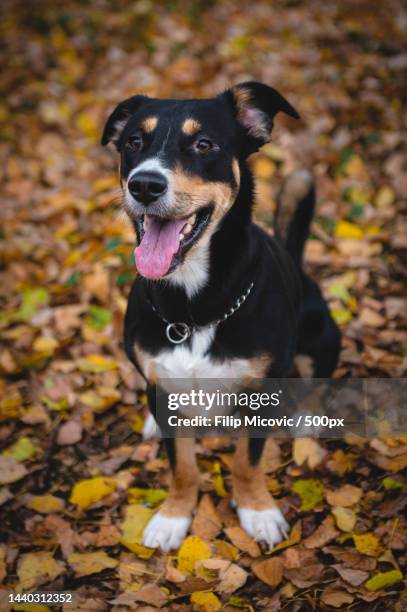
[102,82,340,551]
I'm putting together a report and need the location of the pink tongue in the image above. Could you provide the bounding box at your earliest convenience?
[134,217,187,278]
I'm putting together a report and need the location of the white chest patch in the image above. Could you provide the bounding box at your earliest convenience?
[136,324,255,384]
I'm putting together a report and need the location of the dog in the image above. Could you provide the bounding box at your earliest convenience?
[101,82,341,551]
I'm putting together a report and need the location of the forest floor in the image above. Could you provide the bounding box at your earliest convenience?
[0,0,406,610]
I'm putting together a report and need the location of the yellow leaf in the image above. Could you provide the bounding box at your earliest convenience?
[76,111,99,140]
[335,220,363,239]
[253,157,275,180]
[3,436,38,462]
[128,487,167,507]
[365,570,403,591]
[79,387,121,412]
[212,461,227,497]
[292,479,324,510]
[190,591,222,611]
[33,336,59,354]
[120,504,155,558]
[69,476,116,509]
[332,506,356,532]
[68,551,118,577]
[75,354,118,373]
[17,552,65,589]
[332,308,353,326]
[28,494,65,514]
[177,535,212,575]
[353,533,384,557]
[92,176,118,193]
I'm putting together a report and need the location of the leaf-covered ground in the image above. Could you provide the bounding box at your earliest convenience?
[0,0,406,610]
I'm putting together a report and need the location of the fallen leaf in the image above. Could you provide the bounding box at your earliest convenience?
[224,526,261,558]
[335,220,363,239]
[0,456,28,484]
[293,438,327,469]
[68,551,118,577]
[253,557,283,587]
[28,494,65,514]
[17,552,65,589]
[304,515,339,548]
[3,436,39,461]
[127,486,168,507]
[326,484,362,507]
[365,569,403,591]
[353,533,384,557]
[333,564,369,586]
[332,506,357,532]
[211,461,227,497]
[192,494,222,540]
[57,420,82,445]
[320,589,354,607]
[190,591,222,611]
[178,535,212,574]
[119,504,155,558]
[292,478,324,511]
[69,476,116,509]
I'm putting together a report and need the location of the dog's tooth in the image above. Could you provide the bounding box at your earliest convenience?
[189,214,196,225]
[183,223,192,235]
[144,216,150,229]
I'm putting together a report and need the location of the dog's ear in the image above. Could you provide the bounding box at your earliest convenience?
[101,95,148,149]
[221,82,299,154]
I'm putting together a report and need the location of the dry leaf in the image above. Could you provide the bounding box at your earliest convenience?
[293,438,327,469]
[0,456,28,484]
[253,557,283,587]
[224,526,261,558]
[69,476,116,509]
[304,515,339,548]
[192,494,222,540]
[326,484,362,507]
[332,506,357,532]
[17,552,65,589]
[68,551,118,577]
[177,535,212,574]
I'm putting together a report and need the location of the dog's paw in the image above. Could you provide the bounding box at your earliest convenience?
[237,506,289,548]
[142,413,161,440]
[143,512,191,551]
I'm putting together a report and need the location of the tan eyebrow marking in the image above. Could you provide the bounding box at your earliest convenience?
[141,116,158,133]
[182,118,202,136]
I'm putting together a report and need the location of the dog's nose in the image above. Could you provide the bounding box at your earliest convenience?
[128,172,168,205]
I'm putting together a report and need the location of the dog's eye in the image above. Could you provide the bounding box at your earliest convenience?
[127,135,143,151]
[195,138,214,153]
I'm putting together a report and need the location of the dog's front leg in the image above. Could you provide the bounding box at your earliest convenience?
[143,437,199,551]
[232,437,289,548]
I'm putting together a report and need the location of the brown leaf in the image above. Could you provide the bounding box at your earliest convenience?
[191,494,222,540]
[57,419,83,445]
[332,564,369,586]
[0,456,27,484]
[224,526,261,558]
[326,484,362,507]
[320,589,354,607]
[304,515,339,548]
[253,557,283,587]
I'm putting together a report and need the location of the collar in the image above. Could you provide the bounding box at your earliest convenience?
[147,282,254,344]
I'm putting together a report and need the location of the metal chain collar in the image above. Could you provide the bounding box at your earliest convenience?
[148,282,254,344]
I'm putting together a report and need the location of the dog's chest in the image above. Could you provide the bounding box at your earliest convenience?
[135,324,263,382]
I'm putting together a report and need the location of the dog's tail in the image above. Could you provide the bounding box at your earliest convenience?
[274,169,315,264]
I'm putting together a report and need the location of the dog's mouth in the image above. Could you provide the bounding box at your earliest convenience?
[134,206,212,279]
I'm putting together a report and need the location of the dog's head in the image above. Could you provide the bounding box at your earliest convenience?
[102,82,298,283]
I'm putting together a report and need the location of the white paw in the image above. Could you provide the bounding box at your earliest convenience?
[237,506,289,548]
[142,512,191,551]
[142,413,161,440]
